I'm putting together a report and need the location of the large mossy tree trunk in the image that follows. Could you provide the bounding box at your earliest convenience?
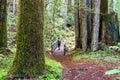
[0,0,7,49]
[74,0,82,49]
[8,0,45,79]
[91,0,100,51]
[80,0,87,51]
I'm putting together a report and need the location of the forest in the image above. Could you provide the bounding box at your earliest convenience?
[0,0,120,80]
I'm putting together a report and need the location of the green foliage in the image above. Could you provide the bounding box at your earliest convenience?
[44,0,75,49]
[7,12,17,49]
[7,12,18,27]
[105,67,120,75]
[0,53,62,79]
[72,49,120,64]
[67,13,74,27]
[72,50,103,61]
[117,42,120,47]
[0,54,14,80]
[0,54,62,80]
[38,57,62,80]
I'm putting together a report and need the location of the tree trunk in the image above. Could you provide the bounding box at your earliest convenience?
[86,0,92,49]
[91,0,100,51]
[53,0,56,28]
[67,0,71,12]
[80,0,87,51]
[100,0,108,42]
[12,0,16,14]
[0,0,7,49]
[100,0,119,45]
[8,0,45,79]
[74,0,82,48]
[63,0,68,30]
[100,0,108,15]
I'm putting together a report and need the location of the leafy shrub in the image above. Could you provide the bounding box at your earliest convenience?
[67,13,74,27]
[38,57,62,80]
[72,49,120,64]
[0,54,14,80]
[105,67,120,75]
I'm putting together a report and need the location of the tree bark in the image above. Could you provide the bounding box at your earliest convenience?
[12,0,16,14]
[8,0,45,78]
[80,0,87,51]
[67,0,71,12]
[91,0,100,51]
[100,0,108,15]
[74,0,82,48]
[0,0,7,49]
[86,0,92,49]
[63,0,68,30]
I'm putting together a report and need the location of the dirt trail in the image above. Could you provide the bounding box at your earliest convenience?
[47,52,117,80]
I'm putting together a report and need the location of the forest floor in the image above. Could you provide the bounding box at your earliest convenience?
[47,51,120,80]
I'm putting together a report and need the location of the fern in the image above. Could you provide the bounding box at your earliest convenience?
[105,67,120,75]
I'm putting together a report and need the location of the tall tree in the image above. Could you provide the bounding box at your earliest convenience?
[74,0,82,48]
[80,0,87,51]
[86,0,92,49]
[7,0,45,79]
[0,0,7,49]
[63,0,68,30]
[100,0,108,42]
[67,0,71,12]
[100,0,119,44]
[12,0,17,15]
[91,0,100,51]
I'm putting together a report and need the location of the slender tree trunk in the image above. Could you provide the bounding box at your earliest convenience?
[80,0,87,51]
[91,0,100,51]
[8,0,45,79]
[86,0,92,49]
[67,0,71,12]
[63,0,68,30]
[53,0,56,28]
[0,0,7,49]
[12,0,16,14]
[74,0,82,48]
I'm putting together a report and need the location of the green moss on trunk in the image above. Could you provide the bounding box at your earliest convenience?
[0,0,7,49]
[8,0,45,78]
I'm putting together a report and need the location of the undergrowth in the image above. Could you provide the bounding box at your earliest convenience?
[0,54,14,80]
[105,67,120,75]
[38,57,62,80]
[0,54,62,80]
[72,47,120,76]
[72,48,120,63]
